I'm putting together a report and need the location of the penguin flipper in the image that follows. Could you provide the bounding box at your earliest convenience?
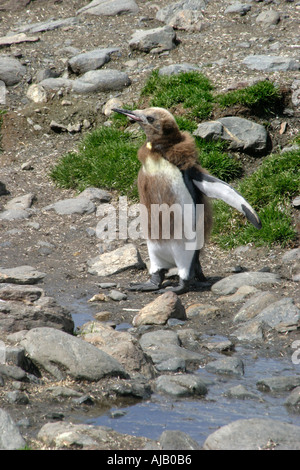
[192,172,262,229]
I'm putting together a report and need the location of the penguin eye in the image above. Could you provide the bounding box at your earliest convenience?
[147,116,155,123]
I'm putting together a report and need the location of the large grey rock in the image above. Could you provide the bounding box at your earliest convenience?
[0,265,46,284]
[211,272,281,295]
[38,77,72,91]
[4,193,34,211]
[155,373,207,397]
[233,291,279,323]
[77,0,139,16]
[194,117,269,154]
[0,409,26,450]
[158,430,200,450]
[71,69,131,93]
[87,244,145,276]
[20,327,127,381]
[159,63,201,76]
[206,356,244,377]
[256,9,280,26]
[255,297,300,332]
[203,418,300,450]
[243,55,300,72]
[0,55,26,86]
[224,2,252,15]
[68,48,119,74]
[257,376,300,393]
[44,197,96,215]
[0,209,31,220]
[129,26,177,53]
[156,0,207,31]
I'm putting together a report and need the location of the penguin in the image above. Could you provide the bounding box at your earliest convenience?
[112,107,262,294]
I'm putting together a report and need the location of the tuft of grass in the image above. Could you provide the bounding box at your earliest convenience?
[50,126,143,199]
[212,147,300,248]
[215,80,282,115]
[141,70,214,120]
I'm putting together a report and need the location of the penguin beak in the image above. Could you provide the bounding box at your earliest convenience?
[112,108,143,122]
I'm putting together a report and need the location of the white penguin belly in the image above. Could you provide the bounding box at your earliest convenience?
[143,157,197,280]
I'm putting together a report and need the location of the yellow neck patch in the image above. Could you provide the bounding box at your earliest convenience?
[146,141,152,150]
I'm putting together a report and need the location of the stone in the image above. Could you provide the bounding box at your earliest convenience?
[44,197,96,215]
[132,291,186,326]
[20,327,127,381]
[6,390,29,405]
[0,80,6,105]
[285,387,300,407]
[159,63,201,76]
[206,356,244,377]
[0,364,26,381]
[4,193,34,211]
[256,10,280,26]
[243,55,300,72]
[78,187,111,203]
[156,0,207,31]
[0,283,43,302]
[232,320,264,342]
[71,69,131,93]
[38,77,72,91]
[282,248,300,264]
[224,2,252,15]
[0,55,26,86]
[26,84,48,103]
[224,384,261,400]
[203,418,300,450]
[80,321,154,377]
[107,290,127,301]
[0,266,46,285]
[216,285,259,303]
[68,48,119,74]
[139,329,204,369]
[186,303,219,318]
[211,272,281,295]
[233,291,279,322]
[102,98,124,116]
[0,409,26,450]
[13,17,79,34]
[257,376,300,393]
[255,297,300,332]
[0,33,39,46]
[0,209,31,220]
[129,26,177,53]
[194,117,269,154]
[158,430,201,450]
[87,243,145,276]
[154,373,208,397]
[77,0,139,16]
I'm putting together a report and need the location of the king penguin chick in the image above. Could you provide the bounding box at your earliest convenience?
[113,107,262,294]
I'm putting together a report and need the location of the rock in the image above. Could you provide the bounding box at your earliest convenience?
[13,17,79,34]
[194,117,269,154]
[154,373,208,397]
[0,409,26,450]
[139,329,204,369]
[285,387,300,407]
[282,248,300,264]
[257,376,300,393]
[256,9,280,26]
[0,209,31,220]
[158,63,201,76]
[0,80,6,105]
[0,55,26,86]
[71,69,131,93]
[26,84,48,103]
[232,320,264,342]
[77,0,139,16]
[132,291,186,326]
[78,187,111,203]
[224,2,251,15]
[0,33,39,46]
[233,291,279,322]
[0,266,46,285]
[203,418,300,450]
[20,327,127,381]
[158,430,201,450]
[6,390,29,405]
[4,193,34,211]
[216,285,259,303]
[129,26,177,53]
[224,384,261,400]
[255,297,300,332]
[38,77,72,91]
[0,283,43,302]
[87,243,145,276]
[211,272,281,295]
[0,292,74,334]
[243,55,300,72]
[186,302,219,318]
[0,364,26,381]
[107,290,127,301]
[102,97,124,116]
[37,420,150,450]
[80,321,154,377]
[156,0,207,31]
[44,197,96,215]
[68,47,119,74]
[206,356,244,377]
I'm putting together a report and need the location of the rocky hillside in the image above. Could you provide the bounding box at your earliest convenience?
[0,0,299,451]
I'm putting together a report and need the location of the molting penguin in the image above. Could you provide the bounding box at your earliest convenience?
[113,107,262,294]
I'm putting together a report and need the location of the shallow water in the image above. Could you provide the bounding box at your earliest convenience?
[80,351,300,447]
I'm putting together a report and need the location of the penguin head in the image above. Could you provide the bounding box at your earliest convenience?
[112,107,181,145]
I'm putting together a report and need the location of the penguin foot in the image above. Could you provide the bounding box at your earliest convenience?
[157,279,190,295]
[128,270,166,292]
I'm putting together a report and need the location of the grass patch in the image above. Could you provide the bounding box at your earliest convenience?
[50,126,143,199]
[141,70,214,120]
[212,147,300,248]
